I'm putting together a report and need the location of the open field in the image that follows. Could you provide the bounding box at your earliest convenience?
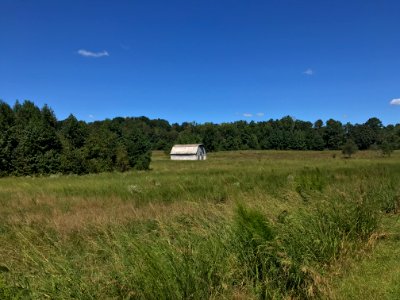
[1,150,399,299]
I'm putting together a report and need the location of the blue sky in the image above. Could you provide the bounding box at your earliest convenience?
[1,0,399,124]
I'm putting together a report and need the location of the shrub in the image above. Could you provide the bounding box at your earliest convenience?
[342,139,358,158]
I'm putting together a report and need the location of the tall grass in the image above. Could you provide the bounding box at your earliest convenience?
[0,150,399,299]
[231,187,382,299]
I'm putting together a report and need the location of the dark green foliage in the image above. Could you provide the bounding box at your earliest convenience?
[122,128,152,170]
[110,115,396,153]
[115,143,130,172]
[0,101,152,176]
[324,119,345,150]
[348,125,376,150]
[11,102,62,175]
[342,139,358,158]
[83,124,119,173]
[201,123,221,152]
[60,145,87,174]
[380,141,394,157]
[58,114,87,148]
[0,101,15,131]
[62,113,400,153]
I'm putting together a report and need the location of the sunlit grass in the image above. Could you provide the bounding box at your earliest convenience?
[331,215,400,300]
[0,150,399,299]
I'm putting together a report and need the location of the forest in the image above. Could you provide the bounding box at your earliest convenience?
[0,100,399,176]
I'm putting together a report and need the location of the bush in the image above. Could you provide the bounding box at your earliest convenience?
[133,151,152,170]
[342,139,358,158]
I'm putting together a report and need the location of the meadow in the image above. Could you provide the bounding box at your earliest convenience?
[0,150,399,299]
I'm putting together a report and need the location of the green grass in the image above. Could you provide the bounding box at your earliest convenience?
[331,215,400,299]
[0,150,399,299]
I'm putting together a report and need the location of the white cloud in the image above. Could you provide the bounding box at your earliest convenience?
[256,112,264,117]
[243,113,253,117]
[303,68,314,76]
[77,49,109,58]
[390,98,400,106]
[88,114,94,119]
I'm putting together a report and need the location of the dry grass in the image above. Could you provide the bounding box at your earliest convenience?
[0,150,399,299]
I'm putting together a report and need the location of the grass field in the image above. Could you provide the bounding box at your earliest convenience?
[0,150,399,299]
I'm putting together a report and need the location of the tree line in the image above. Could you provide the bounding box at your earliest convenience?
[149,115,399,155]
[1,100,399,176]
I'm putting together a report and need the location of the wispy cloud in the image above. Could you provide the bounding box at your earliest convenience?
[77,49,109,58]
[88,114,94,119]
[303,68,314,76]
[120,43,131,50]
[242,112,264,118]
[390,98,400,106]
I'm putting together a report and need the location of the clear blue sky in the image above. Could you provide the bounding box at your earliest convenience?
[1,0,399,124]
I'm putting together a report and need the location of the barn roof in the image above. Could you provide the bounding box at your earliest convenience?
[170,144,203,155]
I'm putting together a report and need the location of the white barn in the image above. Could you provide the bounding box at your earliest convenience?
[170,144,207,160]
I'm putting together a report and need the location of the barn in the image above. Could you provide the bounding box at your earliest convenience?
[170,144,207,160]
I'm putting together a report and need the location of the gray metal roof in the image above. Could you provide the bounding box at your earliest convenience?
[170,144,204,155]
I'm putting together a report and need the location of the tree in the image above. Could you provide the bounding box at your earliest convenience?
[349,124,375,150]
[122,127,152,170]
[83,125,119,173]
[324,119,345,149]
[11,101,62,175]
[342,139,358,158]
[176,129,201,144]
[201,123,221,152]
[0,101,15,176]
[0,101,15,131]
[313,119,323,129]
[380,141,394,157]
[59,114,87,148]
[365,117,383,132]
[115,143,130,172]
[307,131,325,150]
[59,142,88,174]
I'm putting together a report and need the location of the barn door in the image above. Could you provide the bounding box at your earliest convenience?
[200,147,204,160]
[197,148,203,160]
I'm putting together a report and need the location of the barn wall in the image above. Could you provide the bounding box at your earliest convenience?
[170,155,199,160]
